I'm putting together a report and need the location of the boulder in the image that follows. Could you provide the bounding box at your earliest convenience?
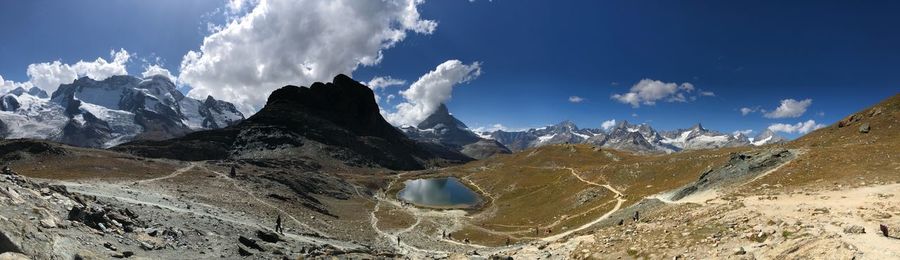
[255,230,283,243]
[843,225,866,234]
[859,123,870,133]
[238,236,265,252]
[237,246,253,256]
[0,253,29,260]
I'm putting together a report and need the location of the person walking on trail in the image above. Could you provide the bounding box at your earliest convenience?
[230,166,237,178]
[633,211,640,222]
[275,215,283,234]
[397,235,401,246]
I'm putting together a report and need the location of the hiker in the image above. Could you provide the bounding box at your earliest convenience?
[275,215,283,234]
[881,224,890,237]
[397,235,401,246]
[506,237,510,246]
[633,211,640,222]
[442,230,446,239]
[464,238,470,244]
[229,166,236,178]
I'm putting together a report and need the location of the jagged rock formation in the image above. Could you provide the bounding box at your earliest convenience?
[0,75,243,148]
[114,74,471,170]
[401,104,510,159]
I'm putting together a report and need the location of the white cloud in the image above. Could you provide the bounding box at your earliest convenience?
[740,107,756,116]
[764,98,812,118]
[473,123,506,133]
[601,119,616,131]
[767,120,825,134]
[179,0,437,114]
[384,60,482,126]
[26,49,131,93]
[732,129,753,136]
[700,91,715,96]
[366,76,406,90]
[0,75,34,94]
[568,96,585,103]
[141,64,177,82]
[611,79,702,107]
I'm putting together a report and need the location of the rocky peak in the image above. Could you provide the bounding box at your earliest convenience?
[417,103,468,130]
[7,86,49,99]
[253,74,401,140]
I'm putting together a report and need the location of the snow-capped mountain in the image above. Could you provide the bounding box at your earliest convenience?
[0,75,243,148]
[751,129,787,146]
[586,120,677,153]
[660,123,750,150]
[482,120,784,154]
[484,120,603,151]
[401,103,510,159]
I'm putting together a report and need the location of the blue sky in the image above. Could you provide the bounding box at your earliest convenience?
[1,0,897,138]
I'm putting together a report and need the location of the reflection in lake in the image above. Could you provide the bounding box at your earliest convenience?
[397,177,481,209]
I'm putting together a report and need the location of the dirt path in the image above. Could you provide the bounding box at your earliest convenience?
[133,163,196,184]
[198,165,327,236]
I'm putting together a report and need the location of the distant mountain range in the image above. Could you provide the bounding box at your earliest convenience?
[472,120,785,154]
[0,75,243,148]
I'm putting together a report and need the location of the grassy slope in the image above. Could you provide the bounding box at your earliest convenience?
[431,93,899,245]
[750,93,900,190]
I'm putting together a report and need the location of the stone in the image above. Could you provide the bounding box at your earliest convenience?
[859,123,870,133]
[237,246,253,256]
[256,230,282,243]
[0,252,29,260]
[734,247,747,255]
[73,250,99,260]
[39,218,56,228]
[238,236,265,252]
[843,225,866,234]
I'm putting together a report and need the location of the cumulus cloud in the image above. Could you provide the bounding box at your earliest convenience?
[141,64,177,82]
[0,75,34,94]
[366,76,406,90]
[601,119,616,131]
[732,129,753,136]
[611,79,702,107]
[27,49,131,93]
[384,60,482,126]
[568,96,585,103]
[179,0,437,114]
[767,120,825,134]
[764,98,812,118]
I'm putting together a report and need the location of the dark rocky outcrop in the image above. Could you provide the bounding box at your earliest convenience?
[669,148,796,201]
